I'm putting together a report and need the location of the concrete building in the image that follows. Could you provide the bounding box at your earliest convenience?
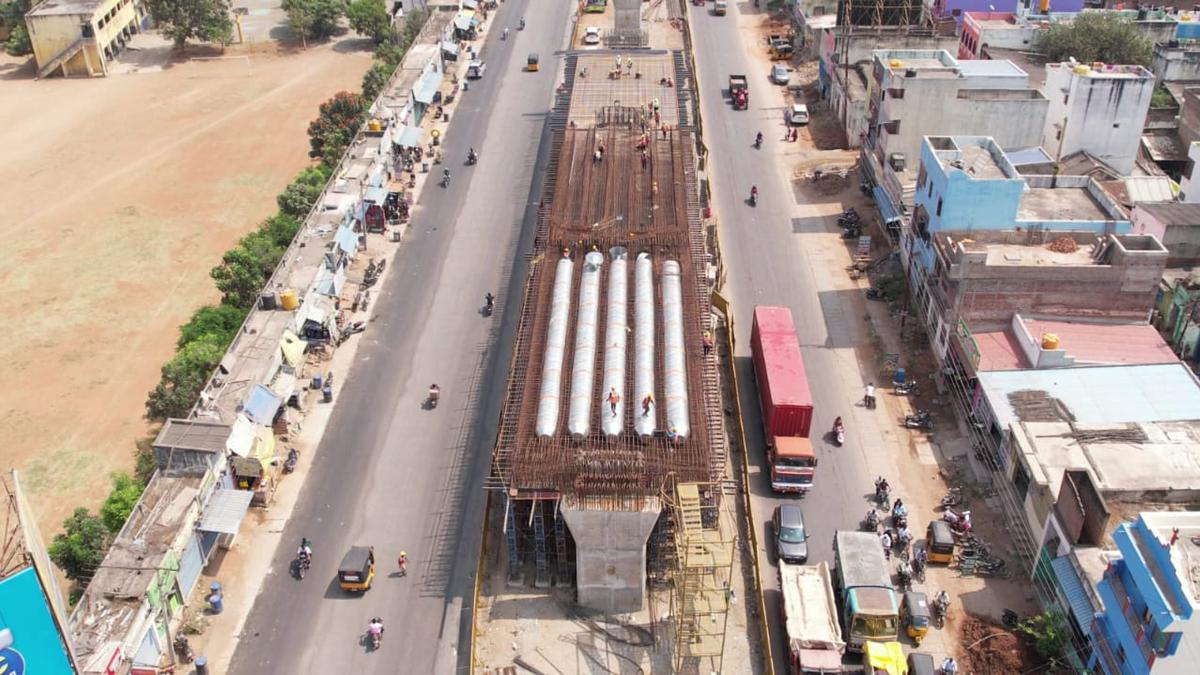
[25,0,148,78]
[1152,40,1200,84]
[1156,266,1200,361]
[1178,142,1200,201]
[1133,203,1200,265]
[1042,62,1156,174]
[941,0,1082,29]
[816,26,959,98]
[863,50,1049,211]
[1088,512,1200,674]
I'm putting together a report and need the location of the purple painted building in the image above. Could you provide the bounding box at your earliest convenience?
[933,0,1085,26]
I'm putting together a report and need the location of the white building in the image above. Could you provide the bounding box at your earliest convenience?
[1042,61,1155,175]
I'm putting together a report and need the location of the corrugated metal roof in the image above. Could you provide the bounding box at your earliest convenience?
[153,419,232,454]
[1020,319,1178,366]
[1050,556,1096,636]
[197,489,254,535]
[979,363,1200,427]
[1136,202,1200,227]
[1122,176,1176,205]
[873,185,901,224]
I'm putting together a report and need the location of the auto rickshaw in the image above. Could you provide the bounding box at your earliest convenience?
[527,53,540,72]
[337,546,376,592]
[907,652,936,675]
[901,591,932,646]
[926,519,955,564]
[863,640,908,675]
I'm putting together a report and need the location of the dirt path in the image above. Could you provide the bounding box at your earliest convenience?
[0,40,372,538]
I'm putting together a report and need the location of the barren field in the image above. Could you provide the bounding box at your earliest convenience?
[0,39,372,539]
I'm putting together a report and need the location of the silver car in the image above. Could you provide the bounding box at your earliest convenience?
[771,63,790,86]
[774,504,809,564]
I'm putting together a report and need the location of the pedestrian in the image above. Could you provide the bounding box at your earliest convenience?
[398,551,408,577]
[642,393,654,417]
[594,149,602,163]
[661,123,668,139]
[606,387,621,417]
[702,330,714,356]
[641,150,648,169]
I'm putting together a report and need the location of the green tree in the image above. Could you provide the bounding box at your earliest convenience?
[306,91,366,159]
[100,473,145,533]
[145,0,234,49]
[361,60,393,101]
[262,213,303,247]
[209,229,289,307]
[283,0,345,45]
[145,335,227,419]
[1017,611,1069,667]
[373,7,427,65]
[177,304,248,348]
[1037,12,1152,67]
[1,1,33,56]
[319,128,351,168]
[49,508,110,582]
[278,164,332,219]
[346,0,391,44]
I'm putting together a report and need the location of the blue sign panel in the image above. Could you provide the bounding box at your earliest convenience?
[0,567,74,674]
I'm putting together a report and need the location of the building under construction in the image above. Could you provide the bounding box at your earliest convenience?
[490,48,730,628]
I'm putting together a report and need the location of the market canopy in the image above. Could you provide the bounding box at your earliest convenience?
[243,384,283,426]
[397,125,424,148]
[279,330,306,367]
[413,69,443,105]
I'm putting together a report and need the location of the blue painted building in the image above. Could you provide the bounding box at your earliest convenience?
[1090,513,1200,674]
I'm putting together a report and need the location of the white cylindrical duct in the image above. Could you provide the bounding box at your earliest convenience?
[662,260,689,440]
[536,255,575,437]
[600,247,629,437]
[568,251,605,437]
[634,253,656,438]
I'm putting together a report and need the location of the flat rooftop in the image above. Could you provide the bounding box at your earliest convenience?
[1048,61,1153,80]
[978,242,1097,266]
[979,362,1200,428]
[1139,512,1200,606]
[971,317,1178,371]
[958,145,1008,180]
[27,0,106,17]
[956,59,1029,78]
[1018,186,1111,222]
[1012,420,1200,498]
[982,48,1049,88]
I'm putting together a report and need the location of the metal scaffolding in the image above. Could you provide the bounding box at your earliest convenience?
[665,481,734,674]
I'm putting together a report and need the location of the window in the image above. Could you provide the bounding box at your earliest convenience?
[936,198,943,216]
[887,88,905,99]
[928,182,933,197]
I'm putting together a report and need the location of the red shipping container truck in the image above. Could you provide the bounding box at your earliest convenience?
[751,306,817,493]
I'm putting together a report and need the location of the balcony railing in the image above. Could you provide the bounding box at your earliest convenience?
[1106,572,1157,666]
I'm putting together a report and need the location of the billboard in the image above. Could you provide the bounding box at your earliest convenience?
[0,567,75,674]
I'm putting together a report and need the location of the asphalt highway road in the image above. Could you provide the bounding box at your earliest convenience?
[688,4,906,671]
[227,1,571,671]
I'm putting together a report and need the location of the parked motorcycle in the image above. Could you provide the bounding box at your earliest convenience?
[894,379,918,396]
[905,410,934,429]
[939,487,963,510]
[283,447,300,473]
[174,635,194,663]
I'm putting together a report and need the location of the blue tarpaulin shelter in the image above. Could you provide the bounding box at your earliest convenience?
[244,384,283,425]
[873,185,902,225]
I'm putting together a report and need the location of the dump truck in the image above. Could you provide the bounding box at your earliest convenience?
[833,531,900,652]
[781,562,845,675]
[729,74,749,109]
[751,306,816,493]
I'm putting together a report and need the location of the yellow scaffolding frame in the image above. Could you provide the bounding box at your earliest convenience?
[665,481,736,673]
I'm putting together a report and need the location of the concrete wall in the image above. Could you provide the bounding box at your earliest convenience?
[561,500,661,614]
[915,137,1026,234]
[874,56,1047,165]
[1042,63,1156,175]
[26,0,139,76]
[1153,43,1200,83]
[1178,142,1200,203]
[1132,206,1200,264]
[942,235,1166,325]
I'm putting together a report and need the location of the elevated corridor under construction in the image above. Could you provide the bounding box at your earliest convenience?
[490,49,728,616]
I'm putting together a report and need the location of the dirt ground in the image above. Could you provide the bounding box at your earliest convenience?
[0,38,372,540]
[959,615,1045,673]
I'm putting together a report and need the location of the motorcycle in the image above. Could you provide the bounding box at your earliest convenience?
[367,617,385,651]
[174,635,194,663]
[484,294,495,317]
[932,592,950,628]
[895,561,912,591]
[905,410,933,429]
[865,287,886,301]
[283,447,300,473]
[754,133,763,149]
[295,551,312,580]
[862,509,879,532]
[940,487,963,509]
[467,150,478,166]
[502,27,509,40]
[441,170,451,188]
[874,487,890,511]
[429,385,441,409]
[841,224,861,239]
[749,188,758,207]
[833,424,845,447]
[894,380,918,396]
[944,508,972,535]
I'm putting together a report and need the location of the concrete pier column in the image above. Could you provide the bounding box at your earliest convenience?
[561,497,661,613]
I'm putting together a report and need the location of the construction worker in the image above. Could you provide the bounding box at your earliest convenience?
[641,393,654,417]
[606,387,621,417]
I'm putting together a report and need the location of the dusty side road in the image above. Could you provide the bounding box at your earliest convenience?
[0,40,372,538]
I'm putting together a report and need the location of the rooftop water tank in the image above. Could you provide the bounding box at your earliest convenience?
[1041,333,1060,350]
